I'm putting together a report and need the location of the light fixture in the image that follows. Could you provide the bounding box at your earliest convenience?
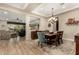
[4,11,8,14]
[17,17,20,22]
[60,3,66,8]
[48,8,57,24]
[6,18,8,21]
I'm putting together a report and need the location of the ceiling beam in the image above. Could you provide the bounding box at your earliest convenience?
[0,3,46,18]
[24,3,41,12]
[23,3,29,9]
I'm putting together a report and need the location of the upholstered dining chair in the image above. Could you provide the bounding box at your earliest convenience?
[57,31,63,44]
[37,32,48,48]
[44,30,49,33]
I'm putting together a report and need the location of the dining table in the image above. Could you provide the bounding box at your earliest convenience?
[45,32,59,45]
[45,32,57,39]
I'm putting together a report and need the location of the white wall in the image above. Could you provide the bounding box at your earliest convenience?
[57,8,79,41]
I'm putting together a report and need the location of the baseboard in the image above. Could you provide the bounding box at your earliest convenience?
[63,38,74,42]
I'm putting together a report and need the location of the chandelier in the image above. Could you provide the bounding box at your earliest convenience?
[48,8,57,24]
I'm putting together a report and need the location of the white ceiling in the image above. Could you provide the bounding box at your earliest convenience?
[32,3,79,17]
[0,9,25,22]
[0,3,79,17]
[30,16,40,21]
[7,3,29,10]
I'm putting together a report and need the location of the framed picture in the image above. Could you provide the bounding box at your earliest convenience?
[66,18,79,25]
[29,16,40,30]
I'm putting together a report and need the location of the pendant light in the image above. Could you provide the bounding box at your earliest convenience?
[48,8,57,24]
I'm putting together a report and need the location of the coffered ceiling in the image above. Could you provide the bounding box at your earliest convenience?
[0,3,79,17]
[7,3,27,9]
[32,3,79,17]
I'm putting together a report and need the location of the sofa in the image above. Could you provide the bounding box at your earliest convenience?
[0,30,17,40]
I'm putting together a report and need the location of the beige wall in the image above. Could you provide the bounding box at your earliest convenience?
[39,17,48,31]
[25,14,57,40]
[25,14,48,40]
[57,8,79,41]
[26,16,31,40]
[0,20,8,31]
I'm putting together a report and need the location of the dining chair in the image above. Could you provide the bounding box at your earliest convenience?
[37,32,48,48]
[57,31,63,44]
[44,30,49,33]
[50,34,58,46]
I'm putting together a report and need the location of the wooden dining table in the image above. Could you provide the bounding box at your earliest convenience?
[45,33,57,37]
[45,33,57,39]
[45,32,59,45]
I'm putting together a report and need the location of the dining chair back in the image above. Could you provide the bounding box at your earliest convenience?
[37,32,48,47]
[50,34,58,46]
[57,31,63,44]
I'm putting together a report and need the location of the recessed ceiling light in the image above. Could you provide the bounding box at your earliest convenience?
[62,5,66,8]
[4,11,8,14]
[60,3,66,8]
[6,18,8,20]
[60,3,64,5]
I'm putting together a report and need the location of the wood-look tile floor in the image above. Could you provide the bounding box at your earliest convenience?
[0,38,75,55]
[0,39,48,55]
